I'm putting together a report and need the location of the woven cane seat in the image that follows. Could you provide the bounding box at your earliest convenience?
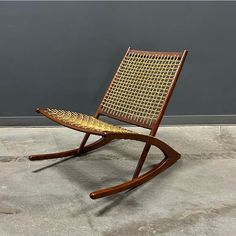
[38,108,133,135]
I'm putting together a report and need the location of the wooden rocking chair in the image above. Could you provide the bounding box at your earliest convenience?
[29,48,188,199]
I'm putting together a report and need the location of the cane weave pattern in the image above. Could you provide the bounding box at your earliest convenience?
[101,51,182,126]
[41,108,133,134]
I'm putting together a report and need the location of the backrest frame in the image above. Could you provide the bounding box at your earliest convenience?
[95,47,188,136]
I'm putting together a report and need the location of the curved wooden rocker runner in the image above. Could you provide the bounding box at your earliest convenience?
[29,48,188,199]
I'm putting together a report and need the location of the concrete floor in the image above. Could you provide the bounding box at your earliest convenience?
[0,126,235,236]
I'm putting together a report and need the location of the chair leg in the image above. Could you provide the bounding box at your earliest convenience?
[89,133,181,199]
[132,143,151,179]
[29,135,111,161]
[29,148,79,161]
[29,132,180,199]
[77,133,90,154]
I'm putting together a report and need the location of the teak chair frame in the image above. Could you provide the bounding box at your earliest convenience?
[29,48,188,199]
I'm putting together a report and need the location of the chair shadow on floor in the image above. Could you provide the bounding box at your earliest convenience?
[31,142,183,216]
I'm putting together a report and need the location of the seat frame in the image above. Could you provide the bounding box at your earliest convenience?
[29,48,188,199]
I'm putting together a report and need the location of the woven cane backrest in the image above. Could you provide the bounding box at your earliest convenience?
[101,48,187,128]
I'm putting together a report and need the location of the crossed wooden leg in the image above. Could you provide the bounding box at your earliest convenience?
[89,133,180,199]
[29,132,180,199]
[29,134,111,161]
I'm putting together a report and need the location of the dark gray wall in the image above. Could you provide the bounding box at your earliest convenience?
[0,2,235,118]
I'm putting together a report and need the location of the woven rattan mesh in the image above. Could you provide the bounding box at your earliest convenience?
[43,108,133,134]
[101,51,182,126]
